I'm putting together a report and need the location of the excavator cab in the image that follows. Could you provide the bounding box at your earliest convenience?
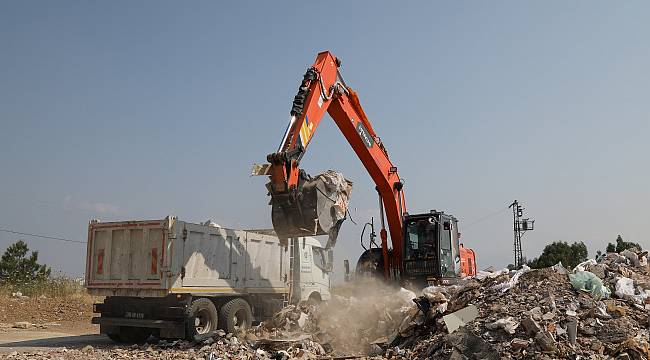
[401,211,463,286]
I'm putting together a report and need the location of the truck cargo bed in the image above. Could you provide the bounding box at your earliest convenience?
[85,217,289,298]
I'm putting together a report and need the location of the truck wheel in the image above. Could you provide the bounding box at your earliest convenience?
[219,298,252,333]
[186,298,218,340]
[106,332,124,343]
[118,327,152,344]
[307,292,322,305]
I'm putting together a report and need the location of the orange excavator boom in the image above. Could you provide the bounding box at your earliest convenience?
[266,51,406,276]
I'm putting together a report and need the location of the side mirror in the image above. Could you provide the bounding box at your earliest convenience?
[343,259,350,282]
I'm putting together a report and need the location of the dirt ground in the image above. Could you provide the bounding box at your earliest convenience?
[0,294,110,355]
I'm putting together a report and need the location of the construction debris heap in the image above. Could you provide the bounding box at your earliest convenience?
[10,247,650,359]
[255,246,650,359]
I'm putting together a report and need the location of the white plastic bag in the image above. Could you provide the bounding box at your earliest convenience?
[492,265,530,293]
[614,277,635,298]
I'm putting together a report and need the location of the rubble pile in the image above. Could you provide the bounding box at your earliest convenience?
[251,282,423,357]
[7,248,650,359]
[255,247,650,359]
[404,248,650,359]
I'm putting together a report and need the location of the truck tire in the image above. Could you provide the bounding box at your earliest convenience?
[106,332,124,343]
[185,298,219,341]
[307,292,322,305]
[118,327,152,344]
[219,298,252,333]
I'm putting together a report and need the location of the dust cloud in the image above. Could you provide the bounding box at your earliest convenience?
[316,277,416,354]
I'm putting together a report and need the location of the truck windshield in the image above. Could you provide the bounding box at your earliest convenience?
[404,220,437,259]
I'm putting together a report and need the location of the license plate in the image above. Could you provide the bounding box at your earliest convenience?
[125,312,145,319]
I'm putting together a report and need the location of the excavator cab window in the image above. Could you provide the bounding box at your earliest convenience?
[405,220,437,259]
[439,222,455,277]
[403,216,440,279]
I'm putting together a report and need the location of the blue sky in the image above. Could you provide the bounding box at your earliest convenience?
[1,2,649,281]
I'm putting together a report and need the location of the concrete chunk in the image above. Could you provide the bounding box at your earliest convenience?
[443,304,479,333]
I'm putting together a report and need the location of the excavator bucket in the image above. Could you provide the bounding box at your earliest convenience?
[271,170,352,247]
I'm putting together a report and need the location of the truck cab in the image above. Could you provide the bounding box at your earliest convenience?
[296,237,332,303]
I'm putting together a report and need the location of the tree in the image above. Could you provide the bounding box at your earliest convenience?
[0,240,50,285]
[527,241,588,269]
[606,235,641,253]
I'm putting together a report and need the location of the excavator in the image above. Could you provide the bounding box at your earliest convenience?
[257,51,476,287]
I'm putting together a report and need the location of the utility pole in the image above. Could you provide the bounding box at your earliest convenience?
[509,200,535,268]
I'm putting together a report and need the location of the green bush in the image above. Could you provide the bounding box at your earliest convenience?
[528,241,588,269]
[606,235,641,253]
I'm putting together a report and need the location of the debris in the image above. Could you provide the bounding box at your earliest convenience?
[485,316,519,335]
[521,315,542,336]
[510,338,529,351]
[569,270,611,299]
[492,265,531,292]
[316,170,353,248]
[586,263,607,279]
[574,259,598,272]
[529,306,543,320]
[12,321,31,329]
[534,331,557,353]
[442,304,478,333]
[202,219,221,228]
[615,276,636,298]
[11,246,650,360]
[444,327,499,360]
[605,300,627,317]
[541,311,555,321]
[368,344,383,356]
[551,261,568,275]
[621,249,640,267]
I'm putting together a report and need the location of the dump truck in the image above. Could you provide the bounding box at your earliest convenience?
[85,216,332,343]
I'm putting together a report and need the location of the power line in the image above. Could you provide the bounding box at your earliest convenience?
[463,206,509,229]
[0,227,86,244]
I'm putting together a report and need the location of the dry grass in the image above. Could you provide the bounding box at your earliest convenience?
[0,274,88,300]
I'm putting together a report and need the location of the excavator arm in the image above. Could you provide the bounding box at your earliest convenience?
[264,51,407,276]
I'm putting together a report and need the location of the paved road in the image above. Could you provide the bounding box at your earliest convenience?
[0,330,112,353]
